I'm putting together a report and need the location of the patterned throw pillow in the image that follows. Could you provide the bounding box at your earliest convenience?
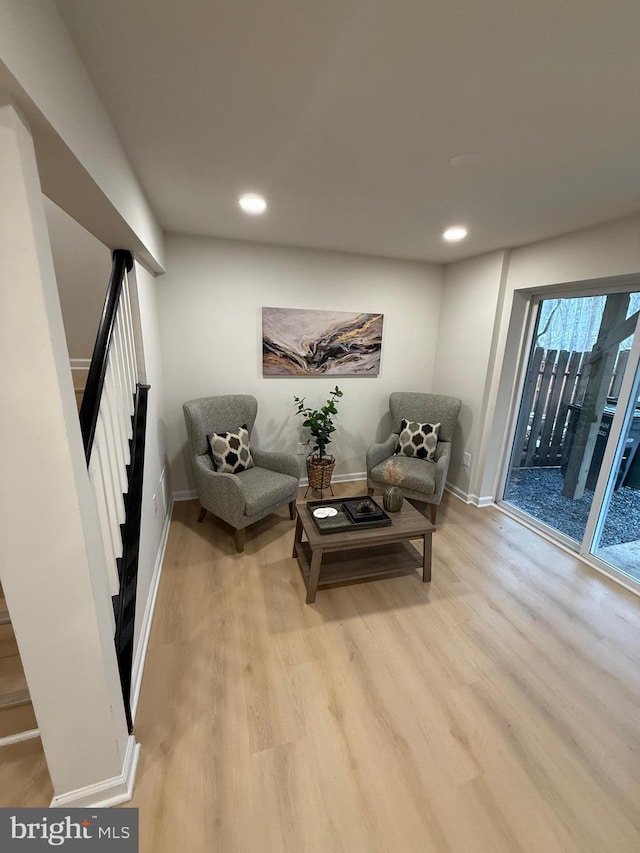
[394,419,440,462]
[208,424,255,474]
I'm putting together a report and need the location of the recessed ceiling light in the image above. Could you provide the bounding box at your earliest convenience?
[239,193,267,214]
[443,225,468,242]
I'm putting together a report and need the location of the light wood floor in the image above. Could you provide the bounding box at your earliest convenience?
[3,482,640,853]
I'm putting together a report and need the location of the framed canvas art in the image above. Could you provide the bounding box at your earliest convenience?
[262,307,383,376]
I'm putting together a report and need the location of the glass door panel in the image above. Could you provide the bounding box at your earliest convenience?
[590,358,640,583]
[502,291,640,545]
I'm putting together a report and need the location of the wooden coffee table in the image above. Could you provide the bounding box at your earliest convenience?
[292,498,435,604]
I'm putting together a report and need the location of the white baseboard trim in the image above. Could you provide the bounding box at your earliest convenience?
[177,477,493,508]
[0,727,40,747]
[446,483,494,508]
[299,470,367,487]
[446,483,470,503]
[173,489,197,502]
[69,358,91,371]
[50,735,140,809]
[472,494,495,508]
[129,496,174,722]
[69,358,91,390]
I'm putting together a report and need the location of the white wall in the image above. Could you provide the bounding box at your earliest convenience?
[0,6,171,801]
[44,197,112,360]
[41,192,171,697]
[432,251,507,499]
[478,214,640,499]
[419,214,640,506]
[1,102,132,804]
[505,213,640,292]
[0,0,164,271]
[130,262,170,702]
[158,235,443,495]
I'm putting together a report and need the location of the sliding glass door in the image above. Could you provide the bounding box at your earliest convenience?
[589,346,640,584]
[501,288,640,587]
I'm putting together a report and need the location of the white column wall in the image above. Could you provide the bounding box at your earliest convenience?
[432,251,508,500]
[0,104,134,804]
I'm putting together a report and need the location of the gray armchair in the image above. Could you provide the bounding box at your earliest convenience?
[367,392,461,524]
[183,395,300,552]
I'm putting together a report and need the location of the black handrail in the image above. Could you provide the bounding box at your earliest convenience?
[79,249,134,464]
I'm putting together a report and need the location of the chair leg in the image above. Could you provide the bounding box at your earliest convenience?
[430,503,437,525]
[197,506,207,523]
[367,487,375,496]
[289,500,297,520]
[233,527,246,553]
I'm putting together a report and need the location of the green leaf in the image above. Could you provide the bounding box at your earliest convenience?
[293,386,344,454]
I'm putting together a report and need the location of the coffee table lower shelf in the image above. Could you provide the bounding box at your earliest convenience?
[294,540,423,597]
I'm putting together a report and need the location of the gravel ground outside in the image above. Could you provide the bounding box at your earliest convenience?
[503,467,640,548]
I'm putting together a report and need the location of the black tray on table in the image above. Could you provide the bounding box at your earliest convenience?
[307,495,392,534]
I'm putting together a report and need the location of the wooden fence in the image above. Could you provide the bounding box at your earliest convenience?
[512,347,630,468]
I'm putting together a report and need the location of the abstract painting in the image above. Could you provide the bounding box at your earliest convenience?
[262,307,383,376]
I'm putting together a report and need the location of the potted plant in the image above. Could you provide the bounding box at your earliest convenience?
[293,385,343,495]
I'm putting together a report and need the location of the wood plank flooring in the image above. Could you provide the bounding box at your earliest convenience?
[0,587,40,746]
[2,482,640,853]
[0,589,51,798]
[128,483,640,853]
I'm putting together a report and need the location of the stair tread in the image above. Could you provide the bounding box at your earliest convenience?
[0,688,30,710]
[0,587,33,737]
[0,626,19,659]
[0,702,38,738]
[0,654,28,697]
[0,700,37,739]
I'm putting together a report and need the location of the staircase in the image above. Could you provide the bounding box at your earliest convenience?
[0,248,148,749]
[79,249,148,733]
[0,586,38,744]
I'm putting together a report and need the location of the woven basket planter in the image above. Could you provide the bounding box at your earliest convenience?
[306,455,335,490]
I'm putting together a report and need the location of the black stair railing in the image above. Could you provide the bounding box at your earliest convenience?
[79,249,133,463]
[79,247,147,733]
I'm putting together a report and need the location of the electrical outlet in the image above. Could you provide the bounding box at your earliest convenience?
[153,493,158,515]
[296,442,307,455]
[463,452,471,468]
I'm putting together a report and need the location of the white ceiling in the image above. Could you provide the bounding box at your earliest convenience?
[55,0,640,263]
